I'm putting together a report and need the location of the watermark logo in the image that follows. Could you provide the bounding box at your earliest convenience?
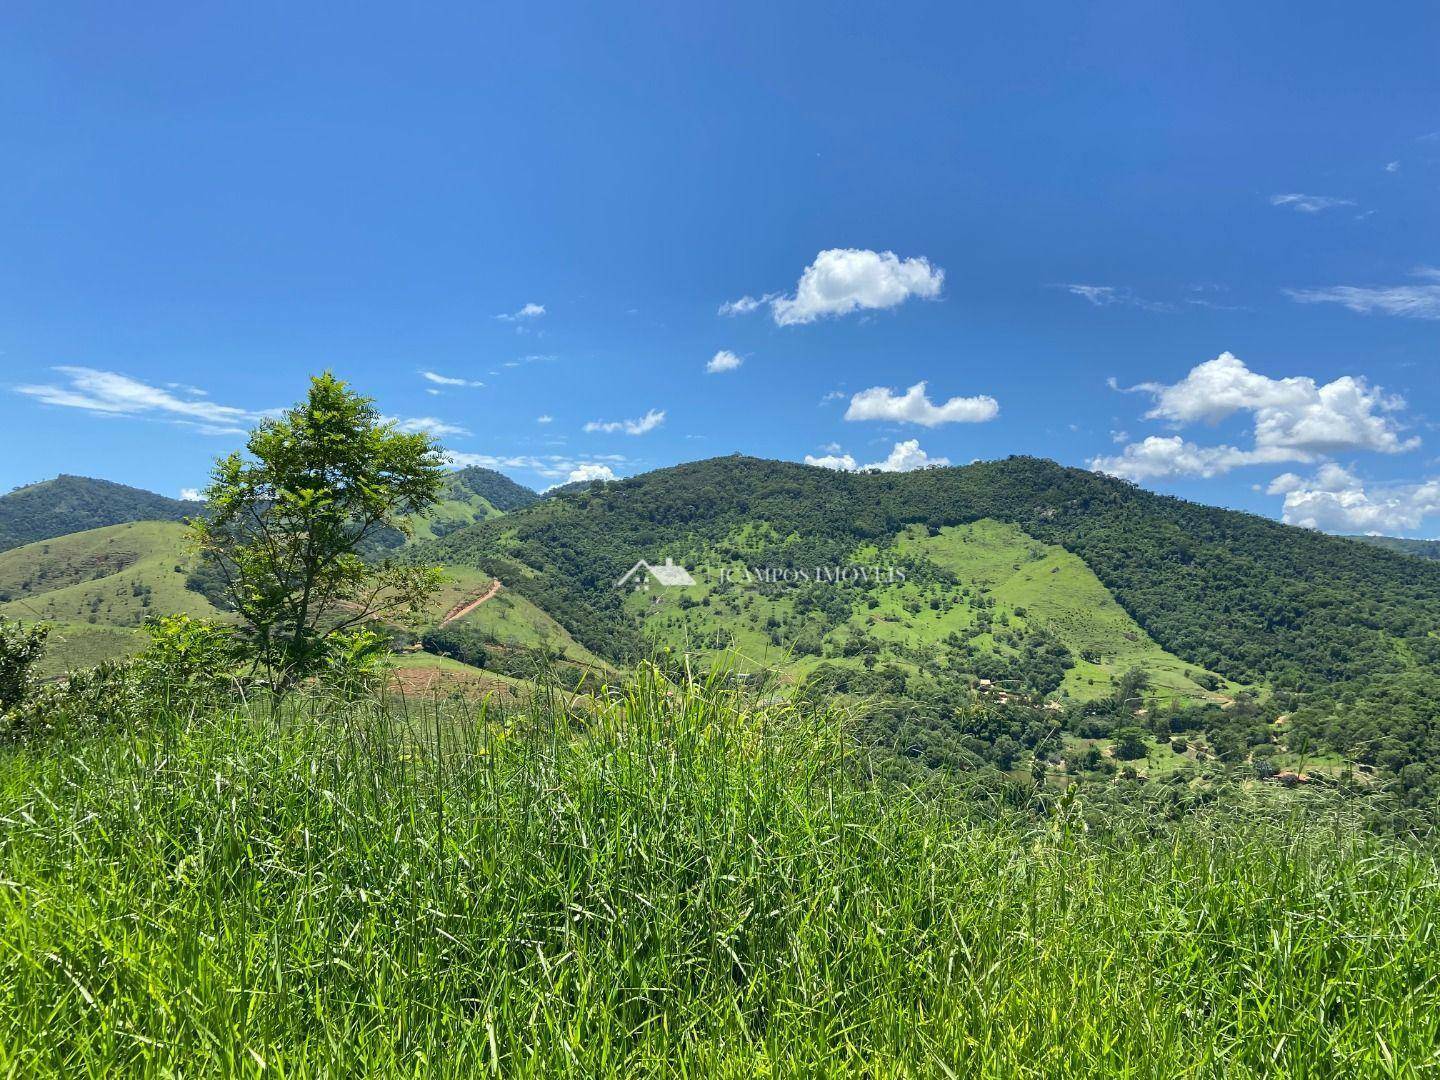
[617,555,905,591]
[617,557,696,592]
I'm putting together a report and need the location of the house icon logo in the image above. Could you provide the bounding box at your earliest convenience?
[616,557,696,591]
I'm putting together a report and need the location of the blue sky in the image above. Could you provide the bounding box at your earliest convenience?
[3,2,1439,534]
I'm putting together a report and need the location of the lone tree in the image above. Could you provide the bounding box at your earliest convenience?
[190,373,445,690]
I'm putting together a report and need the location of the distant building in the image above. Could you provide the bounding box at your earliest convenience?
[616,557,696,590]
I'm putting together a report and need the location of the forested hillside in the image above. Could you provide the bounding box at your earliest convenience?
[419,455,1440,778]
[364,466,540,552]
[1350,535,1440,561]
[0,476,192,553]
[422,455,1440,683]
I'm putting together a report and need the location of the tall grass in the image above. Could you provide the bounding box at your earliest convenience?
[1,666,1438,1076]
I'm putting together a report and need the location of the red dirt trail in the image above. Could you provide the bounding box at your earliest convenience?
[439,579,501,626]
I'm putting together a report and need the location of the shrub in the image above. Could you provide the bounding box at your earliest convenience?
[0,617,48,715]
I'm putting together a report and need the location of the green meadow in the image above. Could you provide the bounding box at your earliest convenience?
[1,669,1437,1076]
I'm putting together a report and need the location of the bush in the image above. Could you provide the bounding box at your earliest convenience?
[0,617,48,715]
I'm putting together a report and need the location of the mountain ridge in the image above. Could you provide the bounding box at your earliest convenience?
[417,454,1440,696]
[0,475,194,553]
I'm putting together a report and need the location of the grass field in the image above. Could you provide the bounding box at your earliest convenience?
[0,521,220,630]
[633,519,1231,702]
[445,586,608,667]
[894,520,1233,702]
[1,670,1437,1075]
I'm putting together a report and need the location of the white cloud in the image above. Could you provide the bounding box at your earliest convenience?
[496,302,546,321]
[718,295,766,316]
[819,389,847,405]
[706,349,743,374]
[1285,267,1440,320]
[584,408,666,435]
[804,440,949,473]
[1270,193,1356,213]
[1386,160,1401,173]
[1270,464,1440,534]
[845,381,999,427]
[444,450,628,480]
[1128,352,1416,456]
[727,248,944,326]
[536,414,553,424]
[420,370,484,388]
[14,366,263,435]
[1097,352,1419,482]
[179,488,204,502]
[1056,284,1176,312]
[387,416,470,438]
[1091,436,1306,481]
[804,451,859,470]
[565,463,616,483]
[864,439,950,472]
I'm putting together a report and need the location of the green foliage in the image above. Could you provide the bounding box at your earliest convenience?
[190,373,446,689]
[0,616,48,714]
[131,614,242,704]
[1,673,1438,1073]
[0,474,192,554]
[1347,534,1440,561]
[421,624,489,668]
[1111,726,1151,761]
[315,628,392,700]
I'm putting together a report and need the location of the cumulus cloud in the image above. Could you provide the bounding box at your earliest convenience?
[14,366,265,435]
[1285,268,1440,320]
[179,488,204,502]
[706,349,743,374]
[1129,352,1415,456]
[865,439,950,472]
[1270,464,1440,534]
[496,302,546,321]
[420,370,484,388]
[1270,193,1356,213]
[1096,352,1418,481]
[387,416,471,438]
[1091,436,1305,481]
[565,463,616,483]
[804,450,859,471]
[584,408,666,435]
[804,440,949,473]
[536,414,553,424]
[725,248,944,326]
[845,381,999,427]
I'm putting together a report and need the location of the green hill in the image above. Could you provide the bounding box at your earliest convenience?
[420,454,1440,686]
[366,466,540,551]
[1349,535,1440,561]
[0,521,223,674]
[0,475,193,553]
[630,518,1231,703]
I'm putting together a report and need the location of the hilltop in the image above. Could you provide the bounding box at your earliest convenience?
[0,521,223,675]
[421,454,1440,688]
[0,475,193,553]
[363,465,540,551]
